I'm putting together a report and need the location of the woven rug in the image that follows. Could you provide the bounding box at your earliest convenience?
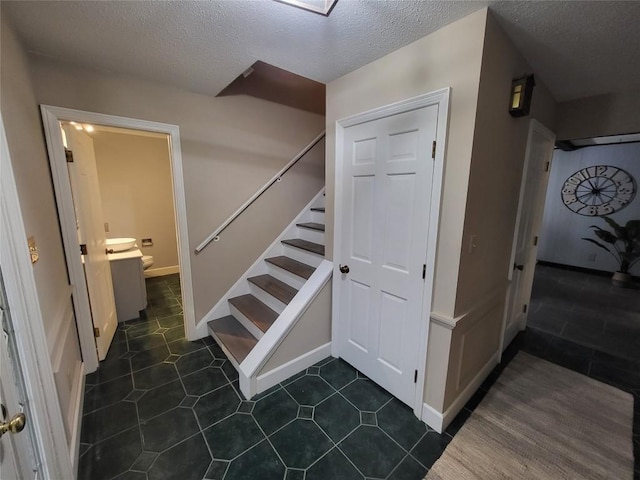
[426,352,634,480]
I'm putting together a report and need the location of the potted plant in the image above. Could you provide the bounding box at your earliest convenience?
[582,217,640,287]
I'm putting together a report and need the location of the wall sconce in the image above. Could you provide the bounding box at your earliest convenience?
[509,74,535,117]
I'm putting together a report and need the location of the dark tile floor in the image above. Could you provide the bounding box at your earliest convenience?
[80,271,639,480]
[528,263,640,361]
[78,275,451,480]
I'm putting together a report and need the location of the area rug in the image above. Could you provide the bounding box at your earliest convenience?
[426,352,634,480]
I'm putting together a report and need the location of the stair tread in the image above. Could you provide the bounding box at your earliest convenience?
[229,294,277,333]
[208,315,257,364]
[248,274,298,304]
[265,256,316,280]
[282,238,325,256]
[310,207,325,212]
[297,222,325,232]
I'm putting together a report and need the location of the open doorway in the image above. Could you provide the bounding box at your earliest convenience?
[526,137,640,369]
[41,106,195,373]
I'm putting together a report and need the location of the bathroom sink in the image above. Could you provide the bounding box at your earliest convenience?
[106,237,136,252]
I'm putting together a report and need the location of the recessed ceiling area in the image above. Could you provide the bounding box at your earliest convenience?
[217,61,326,115]
[274,0,338,16]
[3,1,640,104]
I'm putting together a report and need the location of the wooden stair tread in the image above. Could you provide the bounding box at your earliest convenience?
[310,207,325,212]
[297,222,325,232]
[229,294,277,333]
[208,315,257,364]
[265,256,315,280]
[248,274,297,304]
[282,238,325,256]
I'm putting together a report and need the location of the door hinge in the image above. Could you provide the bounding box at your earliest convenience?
[431,141,436,159]
[544,161,550,172]
[80,244,87,255]
[65,148,74,163]
[422,264,426,280]
[93,327,100,338]
[533,236,538,246]
[523,304,528,314]
[414,370,418,383]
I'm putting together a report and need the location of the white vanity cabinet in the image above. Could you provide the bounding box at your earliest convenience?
[108,249,147,322]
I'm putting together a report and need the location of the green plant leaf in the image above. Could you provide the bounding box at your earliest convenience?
[592,228,617,244]
[602,216,625,237]
[581,237,614,255]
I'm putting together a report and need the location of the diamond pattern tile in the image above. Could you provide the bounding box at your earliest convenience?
[82,274,636,479]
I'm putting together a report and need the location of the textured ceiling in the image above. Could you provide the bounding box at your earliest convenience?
[4,1,640,103]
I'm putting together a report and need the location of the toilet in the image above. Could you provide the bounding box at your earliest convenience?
[142,255,154,270]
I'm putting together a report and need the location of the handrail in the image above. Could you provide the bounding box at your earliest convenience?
[194,130,326,254]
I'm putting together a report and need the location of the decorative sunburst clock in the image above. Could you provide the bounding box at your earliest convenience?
[561,165,636,216]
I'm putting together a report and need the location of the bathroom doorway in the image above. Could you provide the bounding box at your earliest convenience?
[41,106,195,374]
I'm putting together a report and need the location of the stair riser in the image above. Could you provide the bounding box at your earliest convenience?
[229,304,264,340]
[248,283,288,313]
[282,244,324,267]
[310,211,325,224]
[209,330,241,370]
[296,227,324,245]
[266,264,306,290]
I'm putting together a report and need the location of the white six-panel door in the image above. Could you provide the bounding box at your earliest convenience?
[338,105,438,407]
[504,120,556,348]
[64,126,118,360]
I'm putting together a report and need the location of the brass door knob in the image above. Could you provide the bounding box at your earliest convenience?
[0,412,26,438]
[339,264,350,274]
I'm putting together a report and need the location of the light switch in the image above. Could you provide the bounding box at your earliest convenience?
[27,236,39,264]
[469,234,478,254]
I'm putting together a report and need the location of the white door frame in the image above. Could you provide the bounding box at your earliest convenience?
[500,118,556,353]
[1,114,74,478]
[332,88,450,417]
[40,105,195,373]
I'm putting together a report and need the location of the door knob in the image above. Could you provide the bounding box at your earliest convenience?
[339,264,350,274]
[0,412,26,438]
[513,263,524,271]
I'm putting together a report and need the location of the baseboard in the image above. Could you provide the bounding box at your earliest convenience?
[144,265,179,278]
[443,350,500,432]
[537,260,638,280]
[69,361,85,476]
[421,402,444,433]
[255,342,331,395]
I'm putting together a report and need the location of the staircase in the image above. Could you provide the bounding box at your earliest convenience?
[207,192,329,396]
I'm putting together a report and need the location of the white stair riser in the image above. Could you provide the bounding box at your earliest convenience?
[296,227,324,244]
[209,330,241,370]
[228,304,264,340]
[248,283,288,313]
[266,264,307,290]
[310,211,325,224]
[282,244,324,267]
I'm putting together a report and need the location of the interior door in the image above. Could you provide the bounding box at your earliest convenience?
[63,125,117,360]
[0,270,39,480]
[337,105,438,407]
[504,120,556,348]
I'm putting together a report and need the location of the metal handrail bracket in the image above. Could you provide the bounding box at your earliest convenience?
[194,130,325,254]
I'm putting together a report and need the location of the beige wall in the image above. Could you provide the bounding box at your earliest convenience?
[1,12,81,445]
[556,91,640,141]
[326,8,487,318]
[28,56,325,322]
[93,131,179,271]
[430,12,557,415]
[455,12,556,315]
[259,280,332,375]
